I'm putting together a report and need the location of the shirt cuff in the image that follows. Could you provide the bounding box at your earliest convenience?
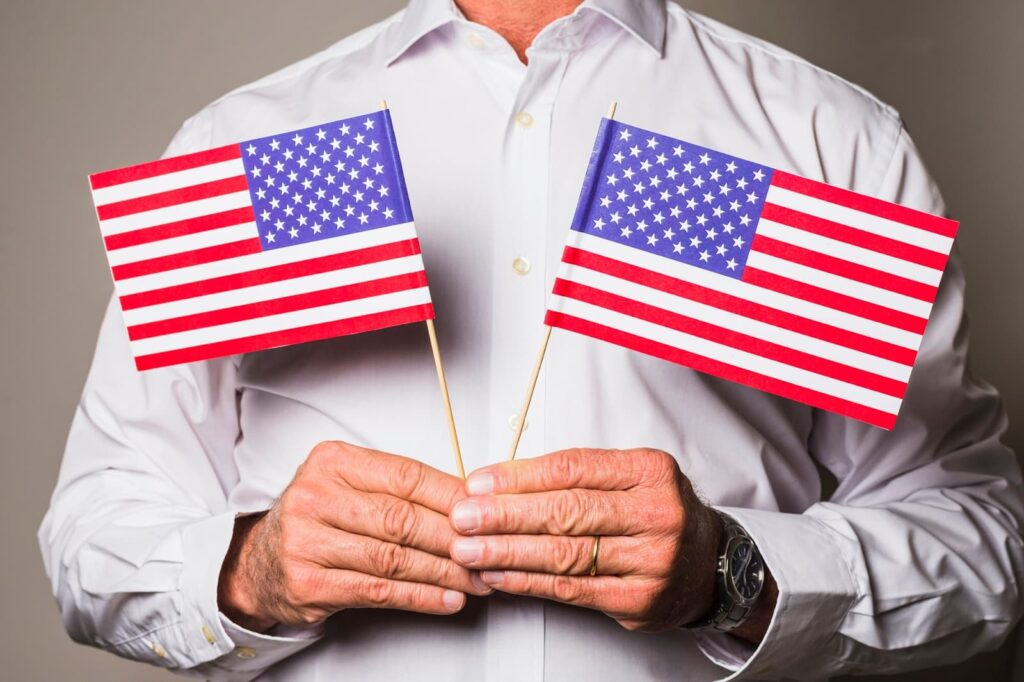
[692,506,862,680]
[178,512,324,681]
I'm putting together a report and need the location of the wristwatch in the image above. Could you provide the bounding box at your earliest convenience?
[685,512,765,633]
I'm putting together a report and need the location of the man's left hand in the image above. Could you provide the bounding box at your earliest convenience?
[448,448,722,632]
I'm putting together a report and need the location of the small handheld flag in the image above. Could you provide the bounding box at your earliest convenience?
[510,104,957,457]
[89,105,464,476]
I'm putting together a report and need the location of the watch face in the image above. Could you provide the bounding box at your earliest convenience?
[729,540,763,601]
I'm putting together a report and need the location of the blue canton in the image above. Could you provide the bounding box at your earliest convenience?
[571,120,773,279]
[240,110,412,251]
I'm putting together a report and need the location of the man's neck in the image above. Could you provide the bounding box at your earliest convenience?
[455,0,584,63]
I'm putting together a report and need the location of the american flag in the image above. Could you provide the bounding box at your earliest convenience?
[546,118,958,429]
[89,109,433,371]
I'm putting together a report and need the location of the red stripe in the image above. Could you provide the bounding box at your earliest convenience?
[90,144,242,190]
[97,176,250,221]
[111,239,262,281]
[104,207,256,251]
[119,239,423,310]
[545,312,897,429]
[127,272,428,340]
[770,170,958,238]
[134,304,435,371]
[553,279,907,398]
[751,234,939,302]
[742,268,927,335]
[760,203,950,270]
[561,246,917,365]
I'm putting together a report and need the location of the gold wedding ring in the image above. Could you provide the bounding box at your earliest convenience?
[588,536,601,576]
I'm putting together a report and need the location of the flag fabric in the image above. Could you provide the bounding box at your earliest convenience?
[89,109,434,371]
[546,118,959,429]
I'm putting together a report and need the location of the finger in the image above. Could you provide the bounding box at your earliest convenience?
[311,441,465,514]
[315,488,458,557]
[451,489,643,536]
[319,569,470,615]
[311,530,491,595]
[466,448,676,496]
[451,534,643,576]
[478,569,626,613]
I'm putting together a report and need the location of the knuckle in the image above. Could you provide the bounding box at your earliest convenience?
[551,537,587,575]
[367,541,406,579]
[362,578,394,607]
[280,483,317,517]
[551,575,584,603]
[281,563,314,606]
[550,490,586,535]
[381,498,418,544]
[389,458,425,499]
[546,449,585,488]
[308,440,339,467]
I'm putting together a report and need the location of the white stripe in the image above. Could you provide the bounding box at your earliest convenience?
[766,185,954,254]
[565,231,923,350]
[91,159,246,206]
[746,251,931,318]
[550,295,901,415]
[130,287,431,356]
[106,223,260,267]
[98,191,252,236]
[123,255,426,326]
[558,264,912,382]
[756,219,943,287]
[113,222,418,294]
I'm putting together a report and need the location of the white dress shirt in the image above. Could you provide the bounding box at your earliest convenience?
[39,1,1023,680]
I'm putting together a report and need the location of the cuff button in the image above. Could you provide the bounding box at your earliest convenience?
[235,646,257,659]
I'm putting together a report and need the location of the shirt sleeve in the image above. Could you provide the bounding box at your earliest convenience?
[693,125,1024,679]
[37,115,323,680]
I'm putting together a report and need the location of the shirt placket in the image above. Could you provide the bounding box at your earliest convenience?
[478,33,571,682]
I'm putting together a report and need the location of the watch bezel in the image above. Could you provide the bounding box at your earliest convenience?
[722,534,764,608]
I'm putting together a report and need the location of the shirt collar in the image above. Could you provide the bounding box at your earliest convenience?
[385,0,666,65]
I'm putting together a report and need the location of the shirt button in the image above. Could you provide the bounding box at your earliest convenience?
[201,623,217,645]
[512,256,531,275]
[236,646,257,659]
[515,111,534,129]
[149,641,167,659]
[508,413,529,432]
[467,32,486,49]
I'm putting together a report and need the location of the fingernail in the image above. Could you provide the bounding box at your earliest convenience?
[466,471,494,495]
[442,590,465,611]
[480,571,505,586]
[452,501,481,532]
[452,537,484,564]
[471,572,494,594]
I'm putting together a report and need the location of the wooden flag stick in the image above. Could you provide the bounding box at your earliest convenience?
[426,319,466,479]
[380,99,465,477]
[507,100,618,462]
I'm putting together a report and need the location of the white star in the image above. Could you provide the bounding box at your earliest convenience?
[311,166,322,178]
[633,181,645,194]
[739,214,752,226]
[730,200,741,212]
[623,167,635,180]
[330,138,341,150]
[686,198,698,210]
[325,173,336,185]
[699,249,711,262]
[666,168,678,180]
[339,182,350,194]
[289,226,299,238]
[255,188,267,200]
[316,129,326,141]
[710,169,721,182]
[358,213,369,224]
[348,168,360,180]
[264,231,275,242]
[297,214,307,226]
[660,190,671,201]
[642,197,655,210]
[283,149,294,161]
[683,161,695,174]
[320,151,331,163]
[699,153,711,166]
[378,185,390,197]
[669,206,681,218]
[368,200,380,212]
[245,144,257,156]
[353,190,364,202]
[703,191,714,204]
[359,155,370,167]
[672,145,684,157]
[284,205,294,217]
[640,160,652,172]
[753,169,766,182]
[653,212,665,224]
[636,219,648,232]
[383,207,394,219]
[344,146,355,158]
[726,161,737,173]
[373,162,384,175]
[647,234,658,246]
[274,218,284,231]
[716,244,728,256]
[673,241,684,254]
[662,226,676,239]
[613,151,625,164]
[722,222,734,234]
[712,206,724,218]
[616,189,628,201]
[364,117,375,129]
[610,212,622,224]
[340,124,350,136]
[368,141,380,154]
[250,167,262,178]
[680,219,691,232]
[292,133,303,146]
[297,157,309,169]
[344,205,355,216]
[726,258,738,270]
[260,153,270,165]
[620,225,633,237]
[690,235,702,248]
[629,145,641,157]
[692,175,705,188]
[649,175,661,188]
[330,196,340,207]
[600,196,612,208]
[354,133,365,145]
[646,137,659,149]
[627,203,639,216]
[706,226,718,240]
[656,153,667,165]
[733,236,745,248]
[606,173,618,186]
[335,217,345,229]
[312,222,322,234]
[619,129,632,141]
[719,183,731,196]
[736,177,748,190]
[593,218,606,230]
[260,209,271,221]
[676,183,688,196]
[696,214,708,226]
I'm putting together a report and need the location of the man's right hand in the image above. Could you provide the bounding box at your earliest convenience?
[218,441,491,631]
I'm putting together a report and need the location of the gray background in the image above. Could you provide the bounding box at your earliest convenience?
[1,0,1020,679]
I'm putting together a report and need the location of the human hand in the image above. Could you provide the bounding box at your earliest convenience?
[448,448,722,632]
[218,441,491,631]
